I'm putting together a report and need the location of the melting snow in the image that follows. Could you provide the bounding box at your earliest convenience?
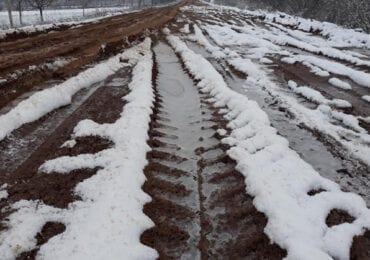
[0,184,8,201]
[287,80,352,108]
[167,33,370,260]
[362,95,370,103]
[328,78,352,90]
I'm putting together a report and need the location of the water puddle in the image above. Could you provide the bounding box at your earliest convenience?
[153,41,203,259]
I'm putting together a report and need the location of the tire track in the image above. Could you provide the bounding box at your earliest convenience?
[142,42,202,259]
[141,41,285,259]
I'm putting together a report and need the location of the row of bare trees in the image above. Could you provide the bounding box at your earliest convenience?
[6,0,54,27]
[5,0,170,28]
[225,0,370,33]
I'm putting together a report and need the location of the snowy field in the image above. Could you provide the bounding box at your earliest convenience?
[0,7,129,29]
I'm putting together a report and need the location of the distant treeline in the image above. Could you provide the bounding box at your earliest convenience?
[221,0,370,33]
[0,0,176,28]
[0,0,175,10]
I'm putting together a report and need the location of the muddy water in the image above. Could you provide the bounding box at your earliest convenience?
[185,41,370,206]
[145,42,204,258]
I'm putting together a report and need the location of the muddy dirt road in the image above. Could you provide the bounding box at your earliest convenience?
[0,1,185,110]
[0,1,369,259]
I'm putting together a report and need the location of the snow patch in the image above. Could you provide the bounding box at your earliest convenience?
[60,139,77,148]
[202,27,369,151]
[329,78,352,90]
[262,11,370,49]
[287,80,352,108]
[217,129,227,136]
[0,184,8,200]
[5,57,71,81]
[362,95,370,103]
[180,24,190,34]
[304,62,330,77]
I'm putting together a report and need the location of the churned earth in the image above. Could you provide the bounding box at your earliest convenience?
[0,1,369,259]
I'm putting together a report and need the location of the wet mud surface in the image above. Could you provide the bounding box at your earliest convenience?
[0,3,369,258]
[141,41,285,259]
[351,231,370,260]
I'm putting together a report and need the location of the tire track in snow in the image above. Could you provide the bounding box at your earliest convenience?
[141,41,285,259]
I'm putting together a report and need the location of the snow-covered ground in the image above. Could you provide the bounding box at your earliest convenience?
[0,7,129,29]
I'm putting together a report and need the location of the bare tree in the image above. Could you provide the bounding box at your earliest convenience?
[81,0,90,16]
[16,0,23,26]
[27,0,54,22]
[6,0,14,28]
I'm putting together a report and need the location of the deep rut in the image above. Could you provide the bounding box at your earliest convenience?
[141,42,285,259]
